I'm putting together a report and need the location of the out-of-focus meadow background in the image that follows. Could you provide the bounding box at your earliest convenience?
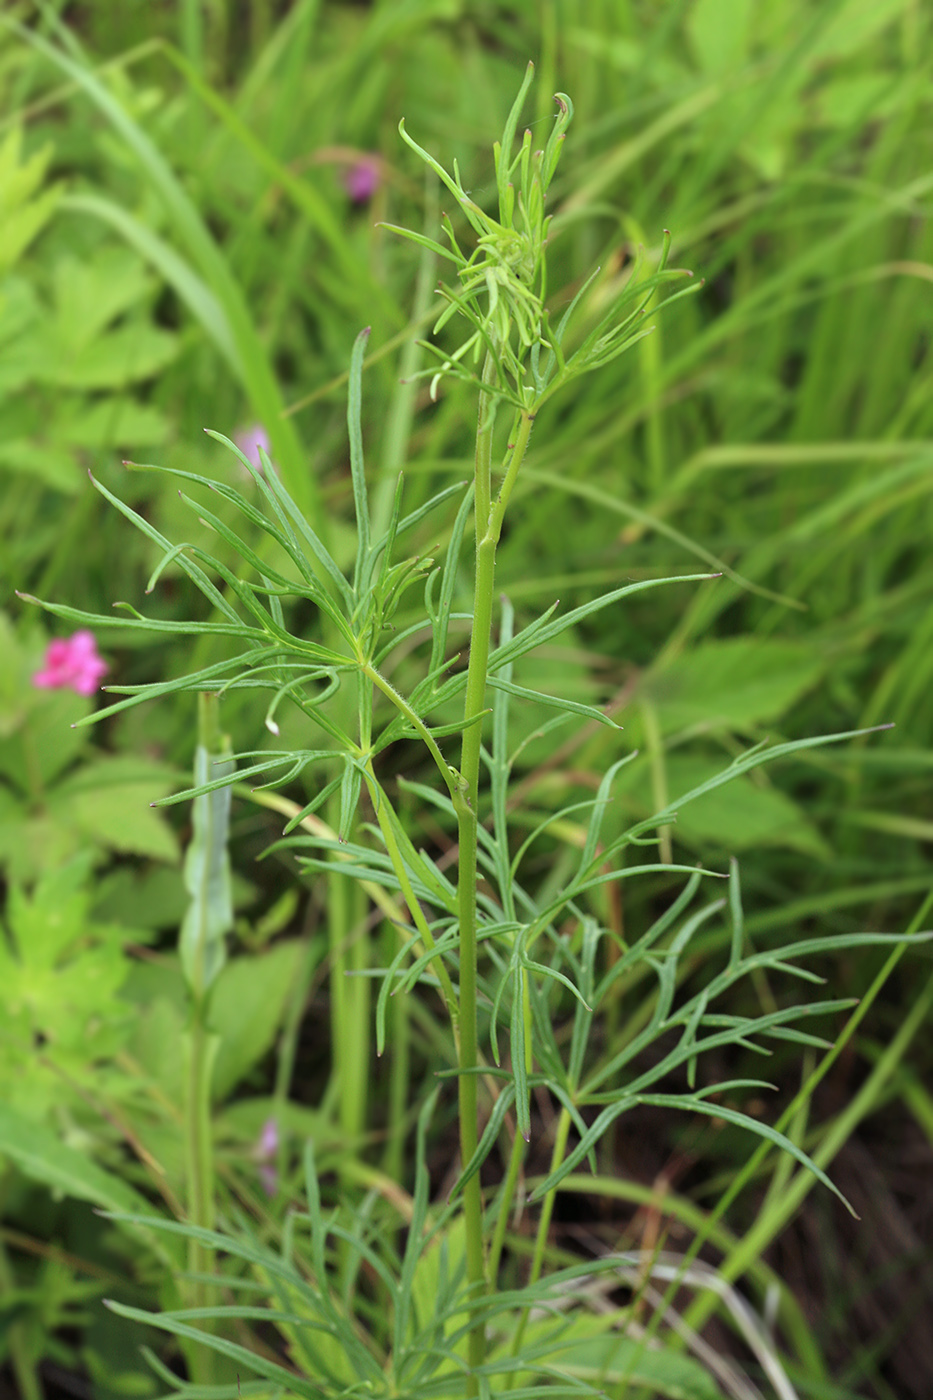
[1,2,931,1398]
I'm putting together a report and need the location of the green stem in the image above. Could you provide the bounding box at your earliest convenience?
[363,759,460,1032]
[474,354,497,534]
[384,919,411,1184]
[184,1004,217,1386]
[640,699,672,864]
[327,677,370,1165]
[487,1128,526,1291]
[364,662,459,800]
[180,692,231,1386]
[454,781,486,1388]
[508,1106,572,1375]
[341,674,374,1145]
[327,871,368,1147]
[488,949,534,1289]
[457,386,537,1386]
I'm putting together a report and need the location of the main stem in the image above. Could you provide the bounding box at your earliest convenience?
[457,365,536,1384]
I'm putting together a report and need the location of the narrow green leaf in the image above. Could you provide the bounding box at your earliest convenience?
[512,964,531,1142]
[91,472,242,624]
[490,575,712,672]
[486,676,620,728]
[348,327,372,594]
[496,61,536,218]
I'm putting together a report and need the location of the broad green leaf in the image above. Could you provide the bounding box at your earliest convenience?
[639,638,824,734]
[0,797,75,882]
[0,684,91,789]
[509,1308,726,1397]
[210,940,305,1102]
[127,991,186,1106]
[54,757,181,863]
[687,0,753,74]
[0,127,60,274]
[408,1215,471,1362]
[0,613,30,737]
[56,397,172,448]
[0,1102,154,1217]
[670,758,830,857]
[6,854,95,969]
[813,0,912,60]
[0,438,83,490]
[618,754,831,858]
[49,247,155,349]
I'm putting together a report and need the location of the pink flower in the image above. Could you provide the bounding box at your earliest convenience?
[344,156,380,204]
[258,1117,279,1158]
[254,1117,279,1197]
[33,631,108,696]
[233,423,272,472]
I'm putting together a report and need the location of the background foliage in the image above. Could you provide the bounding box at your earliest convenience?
[1,2,931,1398]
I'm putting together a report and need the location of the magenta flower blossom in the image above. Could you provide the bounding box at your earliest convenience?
[33,631,108,696]
[255,1116,279,1197]
[258,1117,278,1158]
[233,423,272,472]
[344,156,380,204]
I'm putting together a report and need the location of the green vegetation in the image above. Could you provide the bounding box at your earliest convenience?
[1,4,931,1399]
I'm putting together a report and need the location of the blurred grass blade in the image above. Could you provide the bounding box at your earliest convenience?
[7,18,319,516]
